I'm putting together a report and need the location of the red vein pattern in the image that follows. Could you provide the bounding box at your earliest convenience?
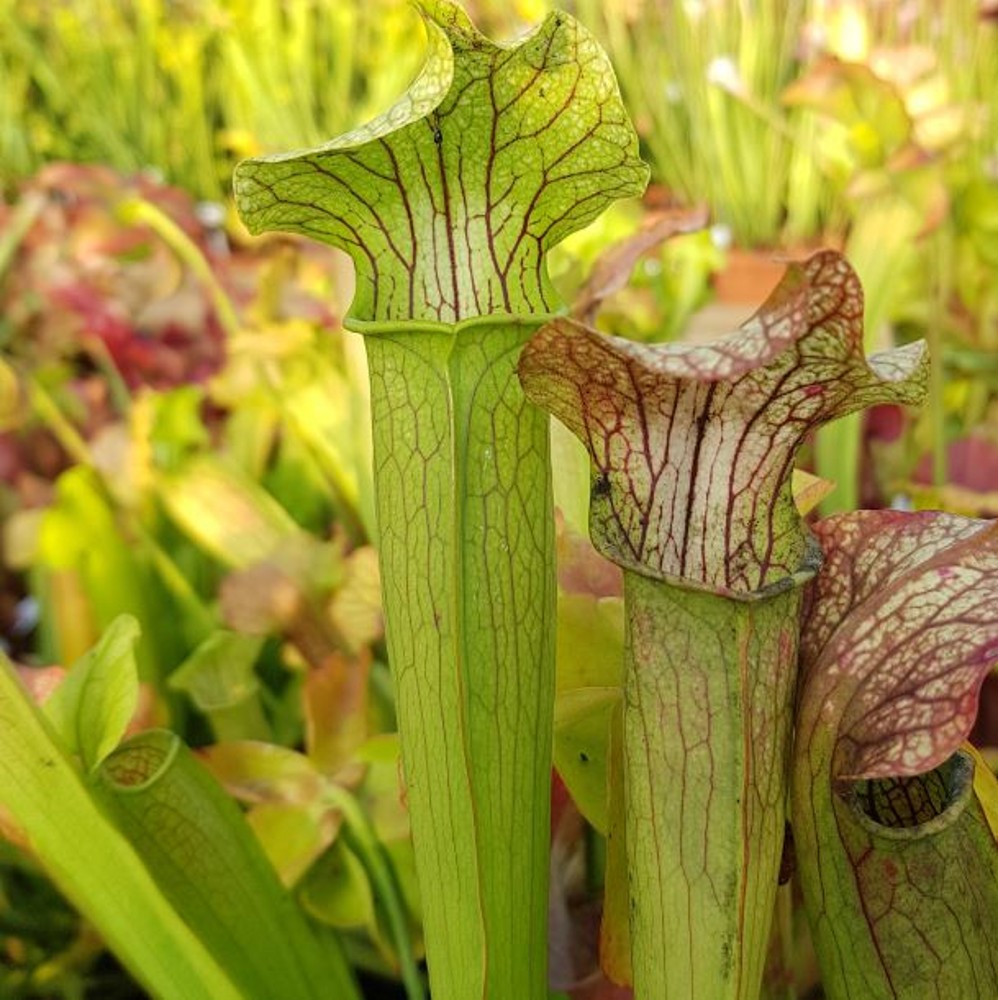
[234,1,648,325]
[519,251,928,595]
[792,510,998,1000]
[800,510,998,780]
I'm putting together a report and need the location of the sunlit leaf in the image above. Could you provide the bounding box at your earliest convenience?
[159,457,302,569]
[783,58,914,168]
[791,468,835,516]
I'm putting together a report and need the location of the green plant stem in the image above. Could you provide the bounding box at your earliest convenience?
[324,785,425,1000]
[27,378,93,468]
[27,375,215,687]
[362,317,555,1000]
[622,571,800,1000]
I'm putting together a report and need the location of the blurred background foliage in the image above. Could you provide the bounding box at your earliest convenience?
[1,1,998,997]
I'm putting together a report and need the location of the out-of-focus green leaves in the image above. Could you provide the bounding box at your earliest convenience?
[168,630,268,742]
[0,0,426,200]
[303,652,372,774]
[0,161,396,989]
[556,595,624,695]
[955,180,998,269]
[248,800,335,888]
[42,614,140,772]
[201,731,422,988]
[0,359,21,430]
[30,467,179,673]
[159,457,303,569]
[211,317,375,541]
[784,59,914,176]
[300,837,375,932]
[202,741,323,805]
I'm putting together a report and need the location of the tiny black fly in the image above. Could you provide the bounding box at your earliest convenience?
[592,473,611,499]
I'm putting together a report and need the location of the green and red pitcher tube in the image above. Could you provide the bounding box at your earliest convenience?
[521,251,927,999]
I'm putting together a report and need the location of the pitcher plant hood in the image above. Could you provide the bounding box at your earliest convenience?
[519,250,928,594]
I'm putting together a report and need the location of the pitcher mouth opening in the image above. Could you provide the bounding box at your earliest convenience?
[844,749,974,838]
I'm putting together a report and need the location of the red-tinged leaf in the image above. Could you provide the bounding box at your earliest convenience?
[571,206,708,325]
[801,510,998,780]
[303,651,372,774]
[520,251,927,594]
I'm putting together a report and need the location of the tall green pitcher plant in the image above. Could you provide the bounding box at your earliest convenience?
[235,4,647,996]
